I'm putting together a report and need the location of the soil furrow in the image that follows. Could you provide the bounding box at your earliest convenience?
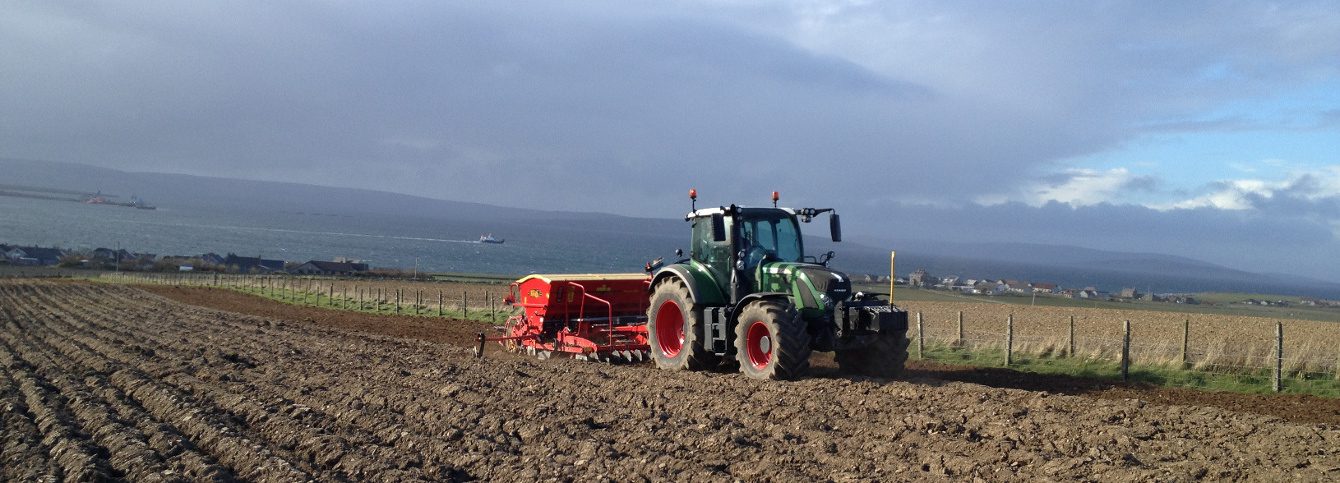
[0,333,121,482]
[58,290,474,479]
[0,358,62,481]
[22,283,445,481]
[1,299,236,482]
[2,286,312,482]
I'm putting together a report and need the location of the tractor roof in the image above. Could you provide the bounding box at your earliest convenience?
[686,206,796,220]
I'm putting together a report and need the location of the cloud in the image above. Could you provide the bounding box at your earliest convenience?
[1163,166,1340,214]
[2,1,1336,216]
[863,197,1340,281]
[983,168,1158,207]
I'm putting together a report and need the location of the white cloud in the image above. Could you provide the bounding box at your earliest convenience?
[1159,165,1340,211]
[984,168,1153,207]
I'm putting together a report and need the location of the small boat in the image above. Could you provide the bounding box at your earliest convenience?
[479,234,505,244]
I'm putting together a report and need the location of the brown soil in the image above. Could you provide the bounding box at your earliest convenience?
[4,280,1339,481]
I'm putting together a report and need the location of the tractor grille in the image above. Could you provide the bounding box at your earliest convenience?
[800,267,852,303]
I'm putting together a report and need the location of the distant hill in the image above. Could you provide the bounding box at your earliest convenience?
[0,158,643,222]
[823,239,1340,299]
[6,157,1339,299]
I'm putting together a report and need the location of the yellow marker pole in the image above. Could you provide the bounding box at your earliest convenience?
[889,251,896,300]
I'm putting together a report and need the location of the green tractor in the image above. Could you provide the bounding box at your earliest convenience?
[646,191,910,380]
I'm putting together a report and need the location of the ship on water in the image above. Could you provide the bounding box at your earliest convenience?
[479,234,504,244]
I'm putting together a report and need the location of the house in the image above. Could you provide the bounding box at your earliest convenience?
[199,253,226,266]
[1077,287,1101,299]
[4,246,66,266]
[1119,287,1142,299]
[1031,283,1057,294]
[291,260,370,275]
[1003,281,1032,293]
[973,281,1007,295]
[91,247,134,262]
[909,269,938,288]
[223,253,286,273]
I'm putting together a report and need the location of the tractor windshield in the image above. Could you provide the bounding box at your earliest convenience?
[738,210,803,263]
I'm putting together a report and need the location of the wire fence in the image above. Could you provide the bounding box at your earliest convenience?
[101,272,522,323]
[900,304,1340,395]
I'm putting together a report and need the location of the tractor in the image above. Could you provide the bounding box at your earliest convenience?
[646,190,910,380]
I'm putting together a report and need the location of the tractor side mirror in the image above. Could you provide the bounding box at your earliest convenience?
[829,213,842,242]
[711,214,727,242]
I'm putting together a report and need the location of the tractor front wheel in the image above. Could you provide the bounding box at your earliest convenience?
[734,300,811,380]
[647,278,718,371]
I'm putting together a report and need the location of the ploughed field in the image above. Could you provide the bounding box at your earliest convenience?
[3,281,1340,482]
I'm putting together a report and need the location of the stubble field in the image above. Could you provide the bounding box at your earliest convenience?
[3,279,1340,481]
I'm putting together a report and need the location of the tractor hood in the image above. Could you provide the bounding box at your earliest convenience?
[758,262,853,311]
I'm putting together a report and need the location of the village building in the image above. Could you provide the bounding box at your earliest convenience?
[1031,283,1058,294]
[909,269,938,288]
[4,246,66,266]
[291,260,370,275]
[223,253,286,273]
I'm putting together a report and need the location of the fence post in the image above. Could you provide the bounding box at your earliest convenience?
[1067,315,1075,357]
[1005,314,1013,367]
[1181,318,1189,368]
[490,293,496,323]
[462,292,468,319]
[438,290,443,317]
[956,311,964,347]
[329,286,334,307]
[1121,320,1131,380]
[916,312,924,359]
[396,289,402,313]
[1335,343,1340,381]
[1274,322,1283,392]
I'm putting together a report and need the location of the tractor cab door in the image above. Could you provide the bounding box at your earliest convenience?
[690,215,733,299]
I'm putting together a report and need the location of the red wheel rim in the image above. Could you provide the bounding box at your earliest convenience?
[745,320,772,369]
[655,300,684,357]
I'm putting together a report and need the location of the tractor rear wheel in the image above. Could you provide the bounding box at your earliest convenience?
[647,278,718,371]
[734,299,811,380]
[835,331,910,378]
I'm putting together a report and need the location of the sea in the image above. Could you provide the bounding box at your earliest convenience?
[10,194,1340,298]
[0,195,682,275]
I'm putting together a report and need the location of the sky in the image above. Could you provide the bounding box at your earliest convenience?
[3,1,1339,281]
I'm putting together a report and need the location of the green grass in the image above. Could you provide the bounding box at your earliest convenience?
[428,272,520,284]
[916,341,1340,398]
[860,285,1340,323]
[229,285,518,324]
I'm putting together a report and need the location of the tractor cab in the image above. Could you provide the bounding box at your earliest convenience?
[684,194,842,310]
[687,206,807,298]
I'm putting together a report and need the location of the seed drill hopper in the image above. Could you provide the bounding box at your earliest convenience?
[475,273,653,361]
